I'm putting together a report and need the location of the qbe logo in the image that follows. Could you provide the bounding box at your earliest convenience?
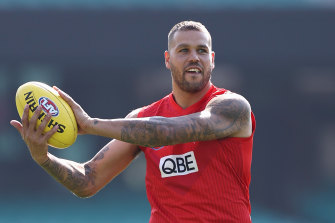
[159,151,198,178]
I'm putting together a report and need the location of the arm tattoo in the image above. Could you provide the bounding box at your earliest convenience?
[92,145,109,162]
[120,97,250,147]
[207,97,250,137]
[40,146,111,196]
[41,158,90,194]
[120,117,172,147]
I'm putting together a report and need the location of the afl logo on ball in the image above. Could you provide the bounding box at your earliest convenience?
[39,97,59,117]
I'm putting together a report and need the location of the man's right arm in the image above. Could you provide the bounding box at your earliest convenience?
[39,108,141,198]
[41,139,140,198]
[10,104,141,198]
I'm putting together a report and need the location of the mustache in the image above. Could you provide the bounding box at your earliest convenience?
[185,62,202,68]
[184,62,203,71]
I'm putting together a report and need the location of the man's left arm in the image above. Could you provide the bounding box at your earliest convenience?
[86,93,252,147]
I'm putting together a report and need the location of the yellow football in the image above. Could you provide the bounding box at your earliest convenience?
[15,81,77,149]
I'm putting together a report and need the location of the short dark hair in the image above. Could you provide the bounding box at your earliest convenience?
[168,21,212,50]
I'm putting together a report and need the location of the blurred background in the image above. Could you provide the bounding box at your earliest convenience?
[1,0,335,222]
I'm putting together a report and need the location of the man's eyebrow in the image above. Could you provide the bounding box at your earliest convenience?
[198,44,209,48]
[175,43,190,49]
[175,44,209,49]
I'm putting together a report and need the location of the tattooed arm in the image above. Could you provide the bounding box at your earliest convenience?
[41,139,140,198]
[10,106,140,198]
[88,93,252,147]
[54,87,251,148]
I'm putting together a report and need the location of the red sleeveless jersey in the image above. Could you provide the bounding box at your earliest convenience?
[138,84,256,223]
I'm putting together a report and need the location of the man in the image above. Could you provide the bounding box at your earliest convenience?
[11,21,255,222]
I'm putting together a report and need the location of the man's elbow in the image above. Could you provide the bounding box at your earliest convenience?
[72,186,98,198]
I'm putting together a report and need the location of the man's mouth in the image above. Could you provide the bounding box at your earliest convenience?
[185,67,202,74]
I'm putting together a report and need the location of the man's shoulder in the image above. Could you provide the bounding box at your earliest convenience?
[207,91,252,121]
[210,90,250,105]
[125,108,142,118]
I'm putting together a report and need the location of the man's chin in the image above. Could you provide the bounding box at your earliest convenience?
[180,81,207,93]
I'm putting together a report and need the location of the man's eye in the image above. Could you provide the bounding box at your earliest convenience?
[179,49,188,52]
[198,49,208,53]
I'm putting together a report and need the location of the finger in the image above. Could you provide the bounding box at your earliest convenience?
[53,85,60,91]
[36,112,52,135]
[10,120,23,136]
[28,106,43,132]
[44,124,59,140]
[21,104,30,132]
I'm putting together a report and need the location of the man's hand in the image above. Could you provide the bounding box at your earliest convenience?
[10,105,59,165]
[53,86,93,135]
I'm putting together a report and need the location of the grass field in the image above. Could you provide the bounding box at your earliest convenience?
[0,191,312,223]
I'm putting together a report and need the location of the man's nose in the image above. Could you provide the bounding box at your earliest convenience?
[189,50,200,62]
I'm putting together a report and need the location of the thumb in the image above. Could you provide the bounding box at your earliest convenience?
[10,120,23,136]
[53,86,77,108]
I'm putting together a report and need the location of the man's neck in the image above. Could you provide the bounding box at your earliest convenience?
[172,82,212,109]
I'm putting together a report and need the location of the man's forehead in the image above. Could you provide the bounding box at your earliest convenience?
[169,30,211,49]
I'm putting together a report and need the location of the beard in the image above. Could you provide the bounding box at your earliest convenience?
[170,62,212,93]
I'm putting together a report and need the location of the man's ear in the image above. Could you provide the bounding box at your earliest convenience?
[164,50,170,69]
[211,51,215,70]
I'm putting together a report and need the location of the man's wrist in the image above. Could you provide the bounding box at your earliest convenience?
[86,118,99,135]
[34,153,50,166]
[40,156,51,167]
